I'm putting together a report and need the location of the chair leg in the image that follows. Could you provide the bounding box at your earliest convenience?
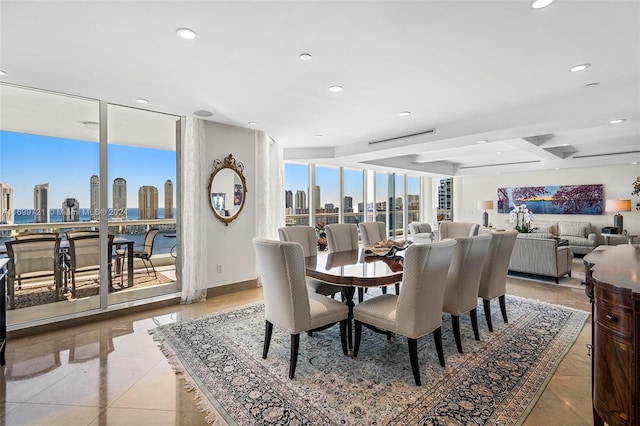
[470,308,480,341]
[289,333,300,379]
[452,315,463,353]
[483,298,494,332]
[339,319,348,356]
[147,258,157,279]
[381,286,387,294]
[408,337,421,386]
[395,283,400,294]
[262,321,273,359]
[358,288,364,303]
[354,320,362,357]
[499,295,508,324]
[8,276,15,310]
[433,327,445,367]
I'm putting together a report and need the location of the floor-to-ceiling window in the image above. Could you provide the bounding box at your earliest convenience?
[343,168,364,225]
[284,162,309,226]
[315,165,339,227]
[375,172,388,235]
[0,84,180,327]
[407,175,420,226]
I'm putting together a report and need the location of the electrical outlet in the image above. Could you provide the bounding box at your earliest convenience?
[216,265,222,273]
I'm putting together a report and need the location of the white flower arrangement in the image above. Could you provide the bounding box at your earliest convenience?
[509,204,537,233]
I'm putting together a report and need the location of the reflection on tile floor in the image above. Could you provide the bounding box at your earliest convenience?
[1,259,593,425]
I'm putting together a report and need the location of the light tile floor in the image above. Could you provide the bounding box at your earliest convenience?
[1,260,594,425]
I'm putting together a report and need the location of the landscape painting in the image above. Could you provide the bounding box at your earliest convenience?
[497,184,603,215]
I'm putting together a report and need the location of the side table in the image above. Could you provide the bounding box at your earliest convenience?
[602,233,637,245]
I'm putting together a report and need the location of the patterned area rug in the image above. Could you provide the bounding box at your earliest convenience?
[151,296,588,425]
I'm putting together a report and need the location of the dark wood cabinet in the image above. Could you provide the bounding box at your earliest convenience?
[584,245,639,426]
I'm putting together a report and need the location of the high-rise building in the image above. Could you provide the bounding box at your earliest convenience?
[164,180,174,219]
[138,186,158,219]
[62,198,80,222]
[285,190,293,209]
[112,178,127,220]
[0,183,15,225]
[90,175,100,221]
[33,183,50,223]
[294,190,307,214]
[313,185,321,213]
[343,196,353,213]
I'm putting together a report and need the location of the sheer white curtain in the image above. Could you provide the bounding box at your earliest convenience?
[180,117,207,304]
[256,131,284,239]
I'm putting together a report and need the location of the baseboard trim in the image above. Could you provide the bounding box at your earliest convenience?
[206,279,259,298]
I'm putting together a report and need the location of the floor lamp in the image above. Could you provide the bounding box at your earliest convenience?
[478,200,494,227]
[605,199,631,234]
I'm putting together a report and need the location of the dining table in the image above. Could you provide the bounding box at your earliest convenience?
[305,248,405,355]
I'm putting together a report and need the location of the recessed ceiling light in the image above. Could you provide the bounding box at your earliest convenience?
[477,140,488,144]
[135,98,149,104]
[555,167,560,170]
[496,151,503,154]
[609,119,626,124]
[248,121,258,126]
[529,0,554,9]
[0,70,6,76]
[193,110,213,117]
[561,143,570,146]
[584,82,599,87]
[631,162,638,165]
[398,111,411,116]
[299,53,311,61]
[314,134,323,137]
[570,63,590,72]
[328,85,343,93]
[176,28,197,40]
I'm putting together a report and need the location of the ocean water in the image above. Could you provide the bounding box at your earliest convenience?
[12,208,176,224]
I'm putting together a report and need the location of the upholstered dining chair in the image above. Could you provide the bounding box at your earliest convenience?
[352,239,457,386]
[358,221,386,246]
[277,225,342,298]
[5,235,62,310]
[252,238,349,379]
[478,231,518,332]
[438,221,480,239]
[408,222,433,244]
[442,234,492,353]
[325,223,359,253]
[359,221,400,296]
[326,223,367,301]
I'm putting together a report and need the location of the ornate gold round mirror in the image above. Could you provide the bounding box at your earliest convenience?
[208,154,247,226]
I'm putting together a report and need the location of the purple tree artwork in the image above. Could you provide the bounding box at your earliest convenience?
[498,184,603,215]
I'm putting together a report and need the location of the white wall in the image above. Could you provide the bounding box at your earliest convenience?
[203,121,257,287]
[454,164,640,239]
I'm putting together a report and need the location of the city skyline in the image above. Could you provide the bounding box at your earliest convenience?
[0,130,176,208]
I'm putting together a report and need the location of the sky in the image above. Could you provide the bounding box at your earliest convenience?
[0,130,176,209]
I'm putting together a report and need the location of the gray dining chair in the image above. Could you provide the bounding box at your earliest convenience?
[353,239,457,386]
[478,231,518,331]
[442,234,492,353]
[277,225,342,298]
[439,222,480,239]
[253,238,348,379]
[5,236,62,309]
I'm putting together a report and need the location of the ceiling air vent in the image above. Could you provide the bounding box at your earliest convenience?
[573,150,640,159]
[368,128,436,145]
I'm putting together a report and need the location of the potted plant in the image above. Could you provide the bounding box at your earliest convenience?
[509,204,538,233]
[315,222,328,251]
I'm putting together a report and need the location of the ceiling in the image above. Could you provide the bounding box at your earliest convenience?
[1,0,638,176]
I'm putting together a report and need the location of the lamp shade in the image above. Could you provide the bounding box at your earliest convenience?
[477,200,494,210]
[605,199,632,213]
